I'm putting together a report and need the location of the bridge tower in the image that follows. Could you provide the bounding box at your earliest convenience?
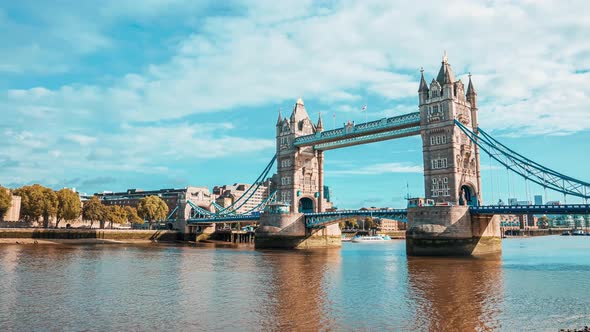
[406,53,501,256]
[256,98,339,249]
[419,52,482,206]
[275,98,326,213]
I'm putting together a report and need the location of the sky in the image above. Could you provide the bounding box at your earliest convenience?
[1,0,589,209]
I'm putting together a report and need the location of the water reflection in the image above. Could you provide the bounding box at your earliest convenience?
[407,255,503,330]
[258,249,341,331]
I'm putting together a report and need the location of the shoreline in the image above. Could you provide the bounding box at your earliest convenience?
[0,238,173,245]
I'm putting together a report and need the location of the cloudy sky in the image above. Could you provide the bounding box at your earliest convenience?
[1,0,589,208]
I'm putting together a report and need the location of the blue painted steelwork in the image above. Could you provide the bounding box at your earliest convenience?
[166,205,179,221]
[294,112,421,149]
[188,214,260,223]
[214,154,276,215]
[313,126,421,151]
[187,191,278,223]
[455,120,590,200]
[470,204,590,215]
[305,209,407,228]
[186,199,215,217]
[211,201,225,212]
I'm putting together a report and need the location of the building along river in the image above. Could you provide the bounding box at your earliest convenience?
[0,236,589,330]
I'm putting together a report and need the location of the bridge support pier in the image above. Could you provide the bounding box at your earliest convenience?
[406,206,501,256]
[255,212,341,249]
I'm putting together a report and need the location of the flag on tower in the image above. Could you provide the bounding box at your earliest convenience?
[361,104,367,111]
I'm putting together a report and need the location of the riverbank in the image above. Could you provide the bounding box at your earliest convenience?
[0,228,182,243]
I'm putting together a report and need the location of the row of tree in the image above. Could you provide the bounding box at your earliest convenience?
[0,184,170,229]
[339,217,376,230]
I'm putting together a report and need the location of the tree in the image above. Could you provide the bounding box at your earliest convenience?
[345,218,358,229]
[137,195,169,230]
[0,186,12,221]
[55,188,81,228]
[82,196,104,229]
[124,206,143,225]
[13,184,57,228]
[363,217,376,229]
[537,215,551,229]
[106,205,127,229]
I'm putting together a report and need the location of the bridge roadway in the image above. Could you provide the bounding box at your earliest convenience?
[187,204,590,227]
[293,112,421,150]
[469,204,590,215]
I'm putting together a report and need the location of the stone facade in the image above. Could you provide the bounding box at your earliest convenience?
[406,206,501,256]
[255,211,341,249]
[275,98,331,213]
[419,53,482,206]
[3,194,21,222]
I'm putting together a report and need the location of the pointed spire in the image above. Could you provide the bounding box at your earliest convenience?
[290,97,310,124]
[316,112,324,131]
[276,108,283,126]
[466,72,477,96]
[418,67,429,93]
[436,51,455,86]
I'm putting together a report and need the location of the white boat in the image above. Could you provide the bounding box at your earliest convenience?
[351,235,392,243]
[341,235,353,242]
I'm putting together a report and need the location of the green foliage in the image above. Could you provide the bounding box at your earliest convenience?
[0,186,11,221]
[364,217,376,229]
[13,184,58,228]
[124,206,143,224]
[55,189,81,228]
[106,205,127,228]
[82,196,104,228]
[137,196,169,229]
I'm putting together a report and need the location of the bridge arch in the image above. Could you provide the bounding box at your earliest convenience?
[460,183,478,207]
[298,197,315,213]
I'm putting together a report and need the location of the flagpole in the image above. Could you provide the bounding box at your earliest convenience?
[333,112,336,129]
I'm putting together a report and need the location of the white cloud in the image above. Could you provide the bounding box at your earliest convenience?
[64,134,97,146]
[0,122,274,189]
[3,0,587,135]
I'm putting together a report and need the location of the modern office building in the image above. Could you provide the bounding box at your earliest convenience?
[212,181,270,214]
[534,195,543,205]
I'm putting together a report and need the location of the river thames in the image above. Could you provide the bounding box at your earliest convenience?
[0,236,589,331]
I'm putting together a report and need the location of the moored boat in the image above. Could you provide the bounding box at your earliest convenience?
[341,235,353,242]
[351,235,392,243]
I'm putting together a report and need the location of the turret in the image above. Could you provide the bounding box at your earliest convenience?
[418,68,429,105]
[466,73,477,108]
[316,112,324,132]
[276,109,283,126]
[289,97,314,136]
[436,51,455,99]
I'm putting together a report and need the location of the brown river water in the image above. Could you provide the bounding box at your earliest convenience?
[0,236,589,331]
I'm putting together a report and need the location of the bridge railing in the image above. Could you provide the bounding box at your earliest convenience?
[470,204,590,215]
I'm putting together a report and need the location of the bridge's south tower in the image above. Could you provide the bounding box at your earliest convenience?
[276,98,326,213]
[419,53,482,206]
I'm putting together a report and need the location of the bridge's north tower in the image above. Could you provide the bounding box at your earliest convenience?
[419,53,482,206]
[276,98,327,213]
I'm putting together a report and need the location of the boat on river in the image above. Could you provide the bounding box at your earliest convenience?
[351,235,391,243]
[341,235,353,242]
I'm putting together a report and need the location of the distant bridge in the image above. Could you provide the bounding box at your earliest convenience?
[187,204,590,228]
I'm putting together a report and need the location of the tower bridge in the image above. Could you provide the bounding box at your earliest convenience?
[188,53,590,255]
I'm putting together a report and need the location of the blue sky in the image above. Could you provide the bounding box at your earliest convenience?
[1,0,589,208]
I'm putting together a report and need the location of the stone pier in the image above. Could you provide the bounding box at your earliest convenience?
[406,206,501,256]
[255,212,341,249]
